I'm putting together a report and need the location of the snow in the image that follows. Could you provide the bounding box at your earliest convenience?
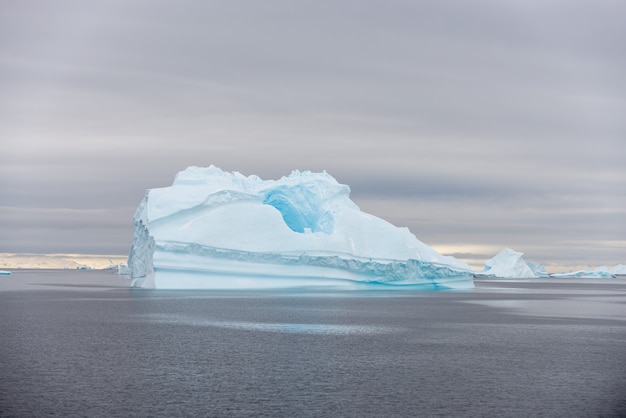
[128,165,474,289]
[475,247,546,278]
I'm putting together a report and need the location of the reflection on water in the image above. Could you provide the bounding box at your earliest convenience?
[466,297,626,322]
[139,313,401,335]
[470,277,626,322]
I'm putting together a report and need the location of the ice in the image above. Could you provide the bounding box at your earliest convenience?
[128,165,474,289]
[550,267,616,279]
[610,264,626,276]
[117,264,131,276]
[0,270,11,276]
[475,247,546,278]
[527,261,550,278]
[0,253,128,269]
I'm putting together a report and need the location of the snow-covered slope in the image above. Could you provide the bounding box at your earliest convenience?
[128,166,474,289]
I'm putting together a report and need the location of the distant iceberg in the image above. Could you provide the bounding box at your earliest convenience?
[128,166,474,289]
[117,263,131,276]
[610,264,626,276]
[550,266,616,279]
[475,248,547,278]
[527,261,549,278]
[0,270,11,276]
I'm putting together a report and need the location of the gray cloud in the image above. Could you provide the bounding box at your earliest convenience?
[0,207,134,254]
[1,0,624,269]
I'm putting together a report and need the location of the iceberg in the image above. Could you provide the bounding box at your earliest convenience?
[0,270,11,276]
[117,263,131,276]
[128,166,474,289]
[550,267,616,279]
[527,261,550,278]
[610,264,626,276]
[475,247,546,278]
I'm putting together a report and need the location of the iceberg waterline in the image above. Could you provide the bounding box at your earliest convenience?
[128,166,474,289]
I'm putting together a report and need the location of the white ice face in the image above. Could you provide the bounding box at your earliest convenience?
[475,247,544,279]
[128,165,473,289]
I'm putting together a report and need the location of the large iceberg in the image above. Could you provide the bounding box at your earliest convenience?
[128,166,473,289]
[475,247,547,278]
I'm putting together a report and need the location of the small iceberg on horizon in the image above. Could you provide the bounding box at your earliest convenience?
[0,270,11,276]
[474,247,548,278]
[610,264,626,276]
[550,266,616,279]
[127,165,474,290]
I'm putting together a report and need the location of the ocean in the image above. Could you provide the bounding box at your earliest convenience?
[1,270,625,417]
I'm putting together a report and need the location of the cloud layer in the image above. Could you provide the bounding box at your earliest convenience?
[1,0,624,270]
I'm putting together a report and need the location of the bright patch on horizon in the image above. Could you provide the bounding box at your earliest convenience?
[0,253,127,269]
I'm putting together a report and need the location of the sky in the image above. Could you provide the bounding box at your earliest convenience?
[1,0,625,271]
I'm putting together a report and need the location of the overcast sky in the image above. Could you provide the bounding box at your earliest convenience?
[1,0,624,271]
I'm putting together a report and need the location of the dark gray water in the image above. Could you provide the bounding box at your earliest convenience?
[1,271,625,417]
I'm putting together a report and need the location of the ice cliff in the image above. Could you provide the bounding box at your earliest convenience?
[475,248,548,278]
[128,166,474,289]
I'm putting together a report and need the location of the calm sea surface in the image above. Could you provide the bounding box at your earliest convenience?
[1,270,625,417]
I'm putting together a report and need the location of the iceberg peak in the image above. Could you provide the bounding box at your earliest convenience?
[475,247,546,278]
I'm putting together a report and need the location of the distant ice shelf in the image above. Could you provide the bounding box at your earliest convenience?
[550,267,616,279]
[610,264,626,276]
[127,165,474,290]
